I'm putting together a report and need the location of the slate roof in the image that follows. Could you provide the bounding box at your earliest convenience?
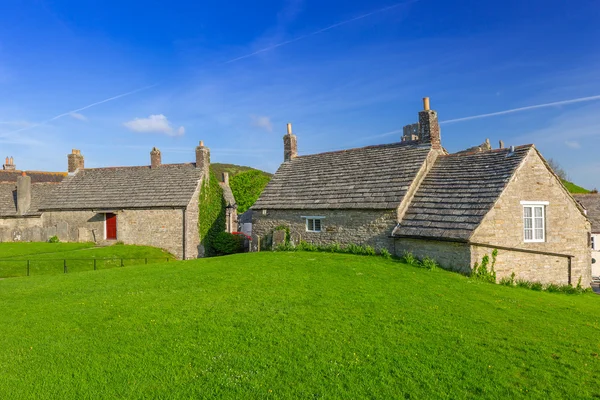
[0,182,60,217]
[0,170,66,183]
[253,142,433,210]
[573,194,600,233]
[40,163,203,210]
[219,183,236,207]
[394,145,533,240]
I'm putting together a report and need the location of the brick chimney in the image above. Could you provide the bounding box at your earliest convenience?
[418,97,442,149]
[283,123,298,162]
[3,156,15,170]
[195,140,210,181]
[222,172,229,185]
[68,149,84,173]
[17,172,31,215]
[150,147,161,168]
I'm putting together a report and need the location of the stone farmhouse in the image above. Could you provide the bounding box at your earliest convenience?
[253,98,592,285]
[0,142,235,259]
[573,194,600,278]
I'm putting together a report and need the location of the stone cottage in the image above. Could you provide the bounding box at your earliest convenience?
[0,142,237,259]
[573,194,600,278]
[252,98,591,285]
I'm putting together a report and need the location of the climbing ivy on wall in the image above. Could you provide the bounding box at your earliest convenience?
[230,170,271,214]
[198,172,226,256]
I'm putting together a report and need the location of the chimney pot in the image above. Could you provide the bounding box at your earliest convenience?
[287,123,292,135]
[3,156,15,170]
[423,97,430,111]
[199,140,204,147]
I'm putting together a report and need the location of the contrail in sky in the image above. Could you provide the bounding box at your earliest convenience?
[1,84,158,137]
[441,94,600,124]
[223,0,419,64]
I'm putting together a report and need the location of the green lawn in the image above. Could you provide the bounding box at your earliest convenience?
[0,242,174,278]
[0,252,599,399]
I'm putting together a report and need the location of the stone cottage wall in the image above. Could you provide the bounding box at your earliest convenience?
[0,216,44,242]
[185,181,201,259]
[43,211,104,242]
[252,208,396,252]
[470,149,592,285]
[393,238,472,274]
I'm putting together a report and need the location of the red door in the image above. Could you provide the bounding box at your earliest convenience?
[106,213,117,240]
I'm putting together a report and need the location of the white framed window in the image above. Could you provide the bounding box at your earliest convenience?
[521,201,548,243]
[302,216,324,233]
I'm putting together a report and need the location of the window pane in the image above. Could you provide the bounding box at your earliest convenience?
[524,207,532,218]
[524,217,532,229]
[535,228,544,240]
[534,206,543,218]
[524,229,533,240]
[314,219,321,232]
[534,217,543,229]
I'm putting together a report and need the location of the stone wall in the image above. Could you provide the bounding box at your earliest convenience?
[252,208,396,251]
[393,238,472,274]
[43,210,104,242]
[471,149,592,285]
[592,233,600,277]
[185,181,201,259]
[117,209,184,258]
[0,216,44,242]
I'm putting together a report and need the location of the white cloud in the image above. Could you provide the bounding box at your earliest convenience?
[69,112,87,121]
[123,114,185,136]
[565,140,581,149]
[251,115,273,132]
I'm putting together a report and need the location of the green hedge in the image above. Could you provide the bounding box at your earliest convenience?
[230,170,271,214]
[198,172,226,256]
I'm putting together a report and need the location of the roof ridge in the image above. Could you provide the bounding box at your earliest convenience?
[444,144,534,158]
[294,141,428,159]
[82,162,196,171]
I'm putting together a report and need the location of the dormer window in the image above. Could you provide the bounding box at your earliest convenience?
[521,201,548,243]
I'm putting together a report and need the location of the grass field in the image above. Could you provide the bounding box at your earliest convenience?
[0,251,599,399]
[0,242,174,278]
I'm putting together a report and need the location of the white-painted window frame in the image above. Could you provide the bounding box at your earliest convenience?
[103,213,107,240]
[302,216,325,233]
[520,201,548,243]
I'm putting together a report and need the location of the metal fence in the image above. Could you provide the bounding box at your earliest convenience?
[0,257,172,278]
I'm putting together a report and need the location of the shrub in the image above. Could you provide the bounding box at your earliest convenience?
[363,245,376,256]
[471,250,497,283]
[421,256,439,271]
[48,235,60,243]
[401,251,419,267]
[379,248,392,259]
[297,241,318,252]
[499,272,516,286]
[545,283,560,293]
[211,232,243,256]
[346,243,364,255]
[516,280,532,289]
[275,242,296,252]
[530,282,544,291]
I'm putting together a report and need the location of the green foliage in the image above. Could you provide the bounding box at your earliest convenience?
[500,274,592,295]
[421,256,439,271]
[210,163,272,183]
[48,235,60,243]
[561,179,591,194]
[499,272,516,286]
[211,232,244,255]
[274,225,291,244]
[530,282,544,291]
[198,172,226,257]
[274,242,296,252]
[230,170,272,214]
[471,250,497,283]
[1,252,599,398]
[379,248,392,259]
[401,251,419,267]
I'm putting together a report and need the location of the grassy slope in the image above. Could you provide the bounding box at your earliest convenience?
[210,163,272,182]
[562,179,591,194]
[0,243,174,278]
[1,252,599,399]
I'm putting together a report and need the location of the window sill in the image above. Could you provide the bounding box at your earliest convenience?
[524,239,546,243]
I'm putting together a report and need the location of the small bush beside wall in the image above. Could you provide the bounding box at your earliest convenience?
[212,232,244,256]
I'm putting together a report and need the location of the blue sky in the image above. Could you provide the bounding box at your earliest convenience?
[1,0,600,188]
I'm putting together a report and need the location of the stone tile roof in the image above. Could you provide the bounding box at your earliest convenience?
[395,145,533,240]
[40,163,203,210]
[573,194,600,233]
[0,170,66,183]
[219,183,236,207]
[253,142,433,210]
[0,182,60,217]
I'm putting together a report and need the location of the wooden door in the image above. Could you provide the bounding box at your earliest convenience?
[106,213,117,240]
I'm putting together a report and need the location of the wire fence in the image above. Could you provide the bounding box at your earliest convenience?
[0,257,172,278]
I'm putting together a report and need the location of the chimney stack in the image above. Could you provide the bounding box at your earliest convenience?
[418,97,442,150]
[222,172,229,185]
[283,123,298,162]
[195,140,210,181]
[150,147,161,168]
[2,156,15,170]
[68,149,84,173]
[499,140,504,149]
[16,172,31,215]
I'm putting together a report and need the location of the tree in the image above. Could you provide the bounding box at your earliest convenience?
[547,158,568,181]
[230,170,271,214]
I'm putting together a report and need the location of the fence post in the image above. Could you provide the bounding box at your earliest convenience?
[94,259,97,271]
[64,259,67,274]
[27,260,30,277]
[120,258,124,267]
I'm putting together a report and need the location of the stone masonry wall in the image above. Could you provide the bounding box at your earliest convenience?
[0,216,44,242]
[117,209,184,259]
[393,238,472,274]
[252,209,396,252]
[43,211,104,242]
[470,149,592,285]
[185,181,201,259]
